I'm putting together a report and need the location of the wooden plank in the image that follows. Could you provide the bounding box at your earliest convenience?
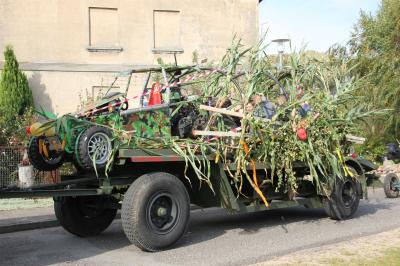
[199,105,244,118]
[346,134,366,144]
[200,104,278,124]
[192,130,242,137]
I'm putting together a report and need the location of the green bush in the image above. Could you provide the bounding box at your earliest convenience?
[355,141,386,164]
[0,107,36,145]
[0,46,34,145]
[349,0,400,141]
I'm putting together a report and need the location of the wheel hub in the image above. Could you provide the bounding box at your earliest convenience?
[87,132,111,164]
[147,193,179,234]
[157,207,168,217]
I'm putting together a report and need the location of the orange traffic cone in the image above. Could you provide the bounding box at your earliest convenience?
[148,82,162,106]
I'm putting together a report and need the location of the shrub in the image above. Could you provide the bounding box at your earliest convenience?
[0,46,34,145]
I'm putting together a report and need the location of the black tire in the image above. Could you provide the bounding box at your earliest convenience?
[121,172,190,252]
[72,158,88,175]
[383,173,400,198]
[28,137,64,171]
[54,196,118,237]
[323,167,361,220]
[75,126,113,170]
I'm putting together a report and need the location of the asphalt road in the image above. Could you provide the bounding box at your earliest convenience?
[1,188,400,266]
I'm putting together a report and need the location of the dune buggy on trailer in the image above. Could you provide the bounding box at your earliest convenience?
[0,51,381,252]
[25,65,206,172]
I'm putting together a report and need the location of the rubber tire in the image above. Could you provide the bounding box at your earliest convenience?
[28,137,64,171]
[121,172,190,252]
[72,158,87,175]
[384,173,400,198]
[76,126,113,170]
[323,167,361,220]
[54,196,117,237]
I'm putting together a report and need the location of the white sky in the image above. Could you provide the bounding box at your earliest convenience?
[259,0,381,53]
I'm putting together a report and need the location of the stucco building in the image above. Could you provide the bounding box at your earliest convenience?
[0,0,261,114]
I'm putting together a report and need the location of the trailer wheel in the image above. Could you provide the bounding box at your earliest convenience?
[28,137,64,171]
[383,173,400,198]
[54,196,117,237]
[323,167,360,220]
[121,172,190,252]
[76,126,113,170]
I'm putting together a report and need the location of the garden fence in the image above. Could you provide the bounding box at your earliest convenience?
[0,145,61,188]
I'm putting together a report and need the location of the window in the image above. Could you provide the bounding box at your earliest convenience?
[153,10,182,53]
[88,7,121,51]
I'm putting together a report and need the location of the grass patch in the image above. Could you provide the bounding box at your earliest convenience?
[256,228,400,266]
[314,246,400,266]
[363,247,400,266]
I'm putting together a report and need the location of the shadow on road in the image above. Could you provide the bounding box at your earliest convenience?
[177,198,396,249]
[179,206,326,248]
[0,224,130,266]
[354,200,395,218]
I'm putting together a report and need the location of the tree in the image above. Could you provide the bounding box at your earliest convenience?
[349,0,400,141]
[0,46,33,118]
[0,46,34,145]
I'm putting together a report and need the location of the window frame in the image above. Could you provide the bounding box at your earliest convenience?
[87,7,123,53]
[152,10,184,54]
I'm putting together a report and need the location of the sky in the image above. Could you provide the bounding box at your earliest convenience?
[259,0,381,53]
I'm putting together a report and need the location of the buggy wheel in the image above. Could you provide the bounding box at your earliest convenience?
[71,156,88,175]
[28,137,64,171]
[323,167,361,220]
[54,196,118,237]
[76,126,113,170]
[383,173,400,198]
[121,172,190,252]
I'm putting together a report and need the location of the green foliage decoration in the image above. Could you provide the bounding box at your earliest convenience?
[36,38,384,198]
[167,39,382,197]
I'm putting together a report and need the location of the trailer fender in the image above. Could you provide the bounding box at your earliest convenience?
[345,158,367,199]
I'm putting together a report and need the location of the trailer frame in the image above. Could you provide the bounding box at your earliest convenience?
[0,147,379,251]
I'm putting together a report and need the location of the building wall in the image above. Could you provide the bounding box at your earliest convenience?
[25,69,145,115]
[0,0,260,114]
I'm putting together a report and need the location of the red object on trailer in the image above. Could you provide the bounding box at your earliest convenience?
[297,128,307,141]
[148,82,162,106]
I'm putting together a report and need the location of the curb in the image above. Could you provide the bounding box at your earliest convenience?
[0,219,60,234]
[0,213,121,234]
[0,207,202,234]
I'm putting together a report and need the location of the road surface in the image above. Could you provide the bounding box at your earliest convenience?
[1,188,399,266]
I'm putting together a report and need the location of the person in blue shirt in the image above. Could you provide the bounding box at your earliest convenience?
[252,93,276,119]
